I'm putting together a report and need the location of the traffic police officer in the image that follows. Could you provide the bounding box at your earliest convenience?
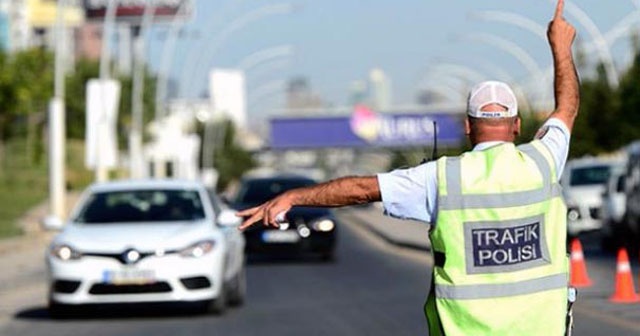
[238,0,578,334]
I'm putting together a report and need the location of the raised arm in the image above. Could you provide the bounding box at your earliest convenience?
[237,176,381,230]
[547,0,580,132]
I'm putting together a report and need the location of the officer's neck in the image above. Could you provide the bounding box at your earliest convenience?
[469,133,516,147]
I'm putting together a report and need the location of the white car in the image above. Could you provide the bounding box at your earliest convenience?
[46,179,246,317]
[561,158,625,236]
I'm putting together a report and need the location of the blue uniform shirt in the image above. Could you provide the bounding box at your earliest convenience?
[377,118,571,224]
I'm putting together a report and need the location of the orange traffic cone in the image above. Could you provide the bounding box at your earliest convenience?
[569,238,593,287]
[609,248,640,303]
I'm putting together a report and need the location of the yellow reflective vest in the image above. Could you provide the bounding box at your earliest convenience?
[426,141,568,336]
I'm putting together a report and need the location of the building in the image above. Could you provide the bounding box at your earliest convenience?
[0,0,86,65]
[368,68,391,111]
[286,76,324,110]
[74,22,102,61]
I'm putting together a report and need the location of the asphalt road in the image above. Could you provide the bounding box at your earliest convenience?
[1,211,640,335]
[0,212,433,336]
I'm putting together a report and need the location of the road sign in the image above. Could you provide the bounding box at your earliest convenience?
[86,79,121,169]
[83,0,193,23]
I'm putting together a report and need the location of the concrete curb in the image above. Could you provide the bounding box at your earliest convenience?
[338,207,431,252]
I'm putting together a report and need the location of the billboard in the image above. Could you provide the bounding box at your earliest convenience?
[29,0,84,28]
[270,106,464,149]
[86,79,121,169]
[210,69,247,128]
[83,0,193,23]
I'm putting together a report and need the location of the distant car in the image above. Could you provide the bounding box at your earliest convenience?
[619,141,640,249]
[232,174,338,261]
[600,163,627,250]
[46,179,246,318]
[561,158,623,236]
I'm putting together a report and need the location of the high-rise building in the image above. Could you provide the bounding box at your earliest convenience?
[368,68,391,111]
[348,80,367,106]
[286,76,324,110]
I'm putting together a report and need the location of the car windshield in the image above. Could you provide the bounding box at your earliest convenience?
[74,189,206,224]
[570,166,611,186]
[235,178,316,205]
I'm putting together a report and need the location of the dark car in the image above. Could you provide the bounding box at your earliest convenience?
[232,174,338,261]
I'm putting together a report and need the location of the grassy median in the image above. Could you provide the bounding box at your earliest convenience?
[0,139,92,239]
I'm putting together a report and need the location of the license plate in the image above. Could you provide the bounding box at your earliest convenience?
[262,230,300,243]
[102,269,156,285]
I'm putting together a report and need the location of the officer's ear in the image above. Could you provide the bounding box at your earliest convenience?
[465,118,471,136]
[514,117,521,136]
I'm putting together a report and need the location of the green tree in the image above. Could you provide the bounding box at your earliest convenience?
[116,67,157,147]
[65,60,157,148]
[65,59,99,139]
[569,63,619,157]
[0,49,54,165]
[617,52,640,146]
[204,120,256,192]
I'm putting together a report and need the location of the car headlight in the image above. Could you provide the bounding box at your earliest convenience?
[50,244,82,261]
[567,208,581,221]
[312,219,335,232]
[179,240,215,258]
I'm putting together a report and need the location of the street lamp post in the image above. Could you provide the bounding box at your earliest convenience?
[94,0,118,183]
[154,0,191,121]
[181,3,296,98]
[47,0,68,224]
[129,2,156,179]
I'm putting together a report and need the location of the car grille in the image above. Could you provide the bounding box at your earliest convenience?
[180,276,212,290]
[53,280,81,294]
[590,207,601,220]
[89,282,172,295]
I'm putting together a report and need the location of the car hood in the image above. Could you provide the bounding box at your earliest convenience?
[234,204,333,223]
[563,185,605,207]
[54,221,218,253]
[286,207,334,222]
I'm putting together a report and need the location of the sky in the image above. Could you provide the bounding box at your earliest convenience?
[146,0,639,120]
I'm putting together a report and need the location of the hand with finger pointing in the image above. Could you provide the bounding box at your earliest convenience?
[547,0,576,53]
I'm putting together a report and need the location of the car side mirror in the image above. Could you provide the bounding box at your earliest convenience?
[218,209,241,227]
[219,194,234,207]
[42,215,65,231]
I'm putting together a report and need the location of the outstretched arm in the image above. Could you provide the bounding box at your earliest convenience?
[547,0,579,132]
[237,176,381,230]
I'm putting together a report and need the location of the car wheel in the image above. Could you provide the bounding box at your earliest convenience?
[206,284,227,315]
[227,267,246,307]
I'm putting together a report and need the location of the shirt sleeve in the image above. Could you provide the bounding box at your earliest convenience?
[535,118,571,181]
[376,161,438,224]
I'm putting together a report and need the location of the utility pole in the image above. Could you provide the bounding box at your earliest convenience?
[96,0,118,182]
[130,2,156,179]
[47,0,67,223]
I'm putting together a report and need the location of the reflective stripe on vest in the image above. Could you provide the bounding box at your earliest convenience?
[439,143,562,210]
[435,273,567,300]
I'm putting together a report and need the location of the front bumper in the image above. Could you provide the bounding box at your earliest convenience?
[567,205,603,236]
[47,248,224,305]
[244,228,336,255]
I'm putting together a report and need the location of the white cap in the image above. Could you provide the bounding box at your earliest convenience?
[467,81,518,118]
